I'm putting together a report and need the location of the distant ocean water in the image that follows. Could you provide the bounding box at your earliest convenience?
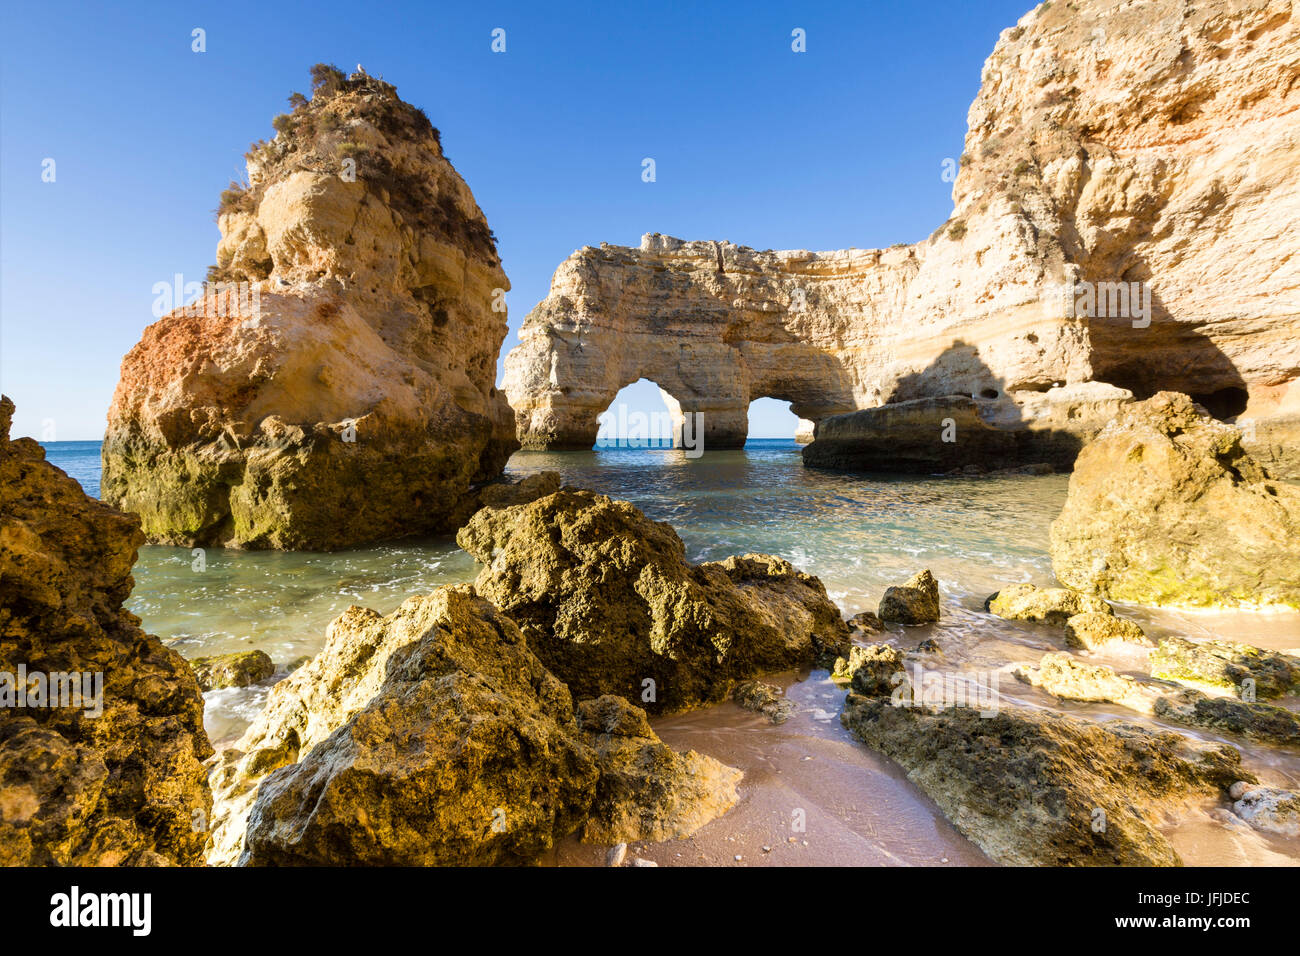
[41,440,103,499]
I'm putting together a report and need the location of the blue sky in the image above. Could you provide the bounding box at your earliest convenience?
[1,0,1034,441]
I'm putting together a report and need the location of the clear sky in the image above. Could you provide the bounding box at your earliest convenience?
[1,0,1034,441]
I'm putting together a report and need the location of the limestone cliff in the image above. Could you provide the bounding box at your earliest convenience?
[505,0,1299,471]
[0,396,212,865]
[103,66,516,549]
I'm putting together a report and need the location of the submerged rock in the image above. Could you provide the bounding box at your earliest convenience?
[189,650,275,691]
[986,582,1111,626]
[456,490,850,713]
[877,570,940,624]
[1149,637,1300,700]
[1230,784,1300,836]
[731,680,797,724]
[1154,689,1300,747]
[841,694,1249,866]
[211,586,739,866]
[1050,392,1300,609]
[1063,612,1150,650]
[0,395,212,866]
[102,68,516,550]
[1013,652,1155,711]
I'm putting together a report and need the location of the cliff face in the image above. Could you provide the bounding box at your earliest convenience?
[103,67,516,549]
[0,396,212,865]
[505,0,1299,469]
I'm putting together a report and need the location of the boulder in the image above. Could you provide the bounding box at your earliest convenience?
[1230,784,1300,836]
[209,586,740,866]
[877,570,940,624]
[102,68,516,550]
[986,582,1111,626]
[731,681,797,724]
[0,396,212,866]
[841,693,1250,866]
[455,490,850,713]
[1063,612,1150,650]
[1149,637,1300,700]
[189,650,275,691]
[1050,392,1300,609]
[831,644,906,697]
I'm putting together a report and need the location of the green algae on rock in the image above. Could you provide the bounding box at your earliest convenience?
[456,489,851,713]
[0,395,212,866]
[1150,637,1300,700]
[1050,392,1300,609]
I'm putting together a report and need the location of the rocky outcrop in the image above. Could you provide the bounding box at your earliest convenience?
[1149,636,1300,700]
[1051,393,1300,608]
[986,582,1111,625]
[878,569,940,625]
[841,693,1249,866]
[0,396,212,866]
[1154,689,1300,747]
[506,0,1299,469]
[102,67,516,550]
[456,490,850,713]
[209,586,740,866]
[1063,612,1149,650]
[1014,652,1156,711]
[1230,783,1300,836]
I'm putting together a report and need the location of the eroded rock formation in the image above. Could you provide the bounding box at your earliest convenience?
[0,396,212,865]
[456,489,851,712]
[103,66,516,549]
[506,0,1299,472]
[208,586,740,866]
[1050,392,1300,609]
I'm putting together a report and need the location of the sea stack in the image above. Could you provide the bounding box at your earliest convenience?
[102,65,516,550]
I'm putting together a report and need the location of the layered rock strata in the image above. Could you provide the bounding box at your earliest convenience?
[506,0,1299,472]
[0,396,212,865]
[103,67,516,549]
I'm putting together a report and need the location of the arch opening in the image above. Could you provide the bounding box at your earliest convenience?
[746,397,801,443]
[595,378,678,449]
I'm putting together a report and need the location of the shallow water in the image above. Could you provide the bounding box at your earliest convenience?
[41,439,1300,866]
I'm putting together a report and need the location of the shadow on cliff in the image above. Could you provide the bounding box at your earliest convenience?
[1085,285,1249,420]
[803,340,1088,474]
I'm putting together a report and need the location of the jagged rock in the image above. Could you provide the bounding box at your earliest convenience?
[878,570,940,625]
[455,490,850,713]
[1154,689,1300,747]
[1149,637,1300,700]
[1063,612,1150,650]
[831,644,906,697]
[986,582,1111,626]
[0,395,212,866]
[841,693,1250,866]
[913,639,942,655]
[446,471,563,528]
[731,681,797,724]
[505,0,1300,469]
[212,586,739,866]
[1051,393,1300,608]
[576,695,742,843]
[102,68,516,550]
[1231,784,1300,836]
[189,650,275,691]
